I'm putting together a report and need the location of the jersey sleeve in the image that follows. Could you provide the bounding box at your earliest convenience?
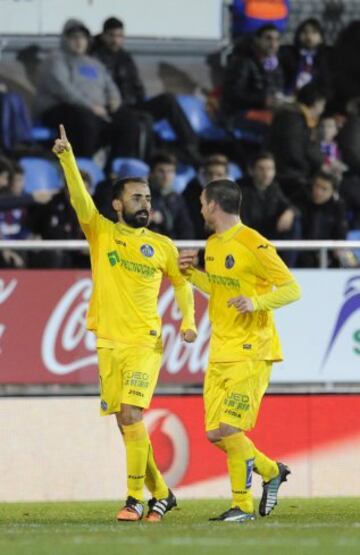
[250,240,301,310]
[55,146,99,240]
[164,241,197,332]
[186,267,211,295]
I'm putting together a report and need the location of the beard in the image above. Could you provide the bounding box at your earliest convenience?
[122,208,150,228]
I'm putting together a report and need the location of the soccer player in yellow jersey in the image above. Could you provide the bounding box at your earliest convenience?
[53,125,197,522]
[179,179,301,522]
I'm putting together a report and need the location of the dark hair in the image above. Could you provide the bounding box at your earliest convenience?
[149,152,177,171]
[295,18,324,48]
[204,179,242,214]
[251,151,275,167]
[64,22,91,38]
[12,162,24,175]
[0,156,13,175]
[203,153,229,169]
[297,82,326,106]
[313,170,337,189]
[112,177,148,200]
[103,17,124,32]
[255,24,280,38]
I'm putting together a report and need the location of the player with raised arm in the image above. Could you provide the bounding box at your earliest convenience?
[53,125,197,522]
[179,179,301,522]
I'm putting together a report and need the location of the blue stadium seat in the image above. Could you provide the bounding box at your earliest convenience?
[20,157,62,193]
[153,119,176,142]
[228,162,243,181]
[173,164,196,194]
[76,158,105,191]
[347,230,360,262]
[31,126,56,142]
[176,95,228,141]
[111,158,150,178]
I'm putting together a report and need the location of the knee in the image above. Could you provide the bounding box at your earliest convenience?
[118,404,143,426]
[207,429,222,443]
[219,422,242,437]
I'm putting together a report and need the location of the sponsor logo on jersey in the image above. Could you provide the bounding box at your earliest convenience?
[206,256,215,262]
[100,400,108,411]
[115,239,127,247]
[225,254,235,269]
[140,244,154,257]
[257,244,269,249]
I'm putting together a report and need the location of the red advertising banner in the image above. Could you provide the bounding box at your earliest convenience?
[148,395,360,490]
[0,270,209,384]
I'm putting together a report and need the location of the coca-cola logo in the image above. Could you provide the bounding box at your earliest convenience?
[41,278,210,378]
[42,279,97,374]
[0,278,17,352]
[145,409,189,487]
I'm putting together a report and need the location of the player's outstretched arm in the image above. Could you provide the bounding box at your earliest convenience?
[178,249,211,295]
[53,124,97,224]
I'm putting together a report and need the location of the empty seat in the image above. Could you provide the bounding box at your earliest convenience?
[20,157,62,193]
[76,158,105,191]
[111,158,150,178]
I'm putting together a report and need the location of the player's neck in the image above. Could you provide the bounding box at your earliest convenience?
[214,215,241,234]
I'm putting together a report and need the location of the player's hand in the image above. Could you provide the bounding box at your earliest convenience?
[178,249,198,272]
[53,124,70,155]
[181,329,197,343]
[227,295,254,313]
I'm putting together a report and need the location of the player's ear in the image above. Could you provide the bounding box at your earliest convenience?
[112,198,122,213]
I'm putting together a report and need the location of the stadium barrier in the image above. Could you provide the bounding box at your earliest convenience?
[1,239,360,268]
[1,394,359,501]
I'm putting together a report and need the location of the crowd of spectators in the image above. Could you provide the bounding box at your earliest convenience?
[1,10,360,269]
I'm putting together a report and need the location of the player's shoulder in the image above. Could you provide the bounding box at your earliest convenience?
[235,225,272,253]
[144,229,176,250]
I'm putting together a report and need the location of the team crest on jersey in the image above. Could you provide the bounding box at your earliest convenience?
[225,254,235,269]
[140,244,154,257]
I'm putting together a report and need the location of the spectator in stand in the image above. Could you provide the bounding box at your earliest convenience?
[298,171,351,267]
[148,153,194,239]
[35,19,142,159]
[221,24,290,124]
[280,18,333,95]
[0,157,12,194]
[92,17,200,163]
[30,170,92,268]
[268,82,326,202]
[238,152,299,265]
[183,154,229,238]
[318,114,347,183]
[333,21,360,112]
[337,98,360,228]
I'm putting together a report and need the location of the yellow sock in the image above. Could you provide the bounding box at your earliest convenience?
[248,438,279,482]
[122,421,149,501]
[222,432,255,513]
[145,442,169,499]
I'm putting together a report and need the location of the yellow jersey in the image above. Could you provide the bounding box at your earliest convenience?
[189,222,300,363]
[57,148,196,348]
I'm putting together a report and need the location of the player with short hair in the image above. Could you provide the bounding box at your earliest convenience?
[53,125,197,522]
[179,178,301,522]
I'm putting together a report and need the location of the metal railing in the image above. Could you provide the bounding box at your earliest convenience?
[1,239,360,268]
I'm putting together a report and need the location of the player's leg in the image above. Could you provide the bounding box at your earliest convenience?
[204,363,255,522]
[117,345,176,522]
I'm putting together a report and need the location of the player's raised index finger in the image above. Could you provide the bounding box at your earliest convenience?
[59,124,68,142]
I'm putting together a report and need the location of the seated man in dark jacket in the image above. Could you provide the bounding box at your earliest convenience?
[238,151,299,265]
[221,24,288,118]
[298,171,349,267]
[92,17,199,162]
[148,153,195,239]
[267,82,326,201]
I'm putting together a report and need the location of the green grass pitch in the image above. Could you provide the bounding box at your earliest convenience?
[1,499,359,555]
